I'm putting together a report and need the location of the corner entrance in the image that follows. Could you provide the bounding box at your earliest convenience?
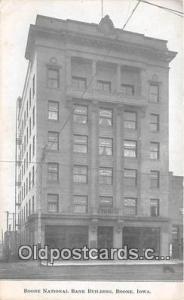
[123,227,160,256]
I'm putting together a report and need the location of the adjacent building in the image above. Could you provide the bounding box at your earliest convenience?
[15,15,177,257]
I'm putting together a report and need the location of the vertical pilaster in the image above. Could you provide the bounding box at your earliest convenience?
[92,60,97,91]
[117,65,121,92]
[88,219,98,248]
[89,101,99,214]
[160,224,169,256]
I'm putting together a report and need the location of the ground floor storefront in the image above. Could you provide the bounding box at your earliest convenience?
[23,215,170,257]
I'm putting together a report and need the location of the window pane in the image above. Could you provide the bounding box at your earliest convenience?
[150,142,159,160]
[72,77,87,89]
[150,114,159,132]
[124,169,137,186]
[149,84,159,102]
[48,69,59,88]
[100,196,113,207]
[73,135,88,153]
[124,140,137,157]
[121,84,134,96]
[73,196,88,213]
[123,198,137,215]
[99,168,112,184]
[73,166,87,183]
[48,194,59,213]
[150,171,159,188]
[73,105,87,124]
[99,109,112,127]
[124,111,137,129]
[48,163,59,181]
[97,80,111,92]
[150,199,159,216]
[48,132,59,150]
[48,101,59,120]
[99,138,112,155]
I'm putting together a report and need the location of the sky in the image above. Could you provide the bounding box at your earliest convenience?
[0,0,183,233]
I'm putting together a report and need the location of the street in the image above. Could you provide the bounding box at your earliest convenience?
[0,261,183,281]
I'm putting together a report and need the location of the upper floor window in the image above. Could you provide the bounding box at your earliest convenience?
[73,165,88,183]
[33,136,35,157]
[48,163,59,182]
[124,140,137,158]
[121,84,134,96]
[48,101,59,121]
[150,170,160,188]
[72,76,87,90]
[124,169,137,186]
[97,80,111,93]
[33,75,35,97]
[29,89,31,109]
[150,199,159,216]
[47,194,59,213]
[99,137,113,156]
[150,142,159,160]
[99,167,113,185]
[150,114,159,132]
[123,198,137,216]
[99,109,112,127]
[99,196,113,208]
[73,105,87,124]
[73,135,88,153]
[124,111,137,130]
[29,118,31,136]
[33,106,35,128]
[149,83,159,103]
[48,68,59,88]
[73,195,88,213]
[48,131,59,151]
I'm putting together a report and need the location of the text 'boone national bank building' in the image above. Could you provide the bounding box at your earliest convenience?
[15,15,176,257]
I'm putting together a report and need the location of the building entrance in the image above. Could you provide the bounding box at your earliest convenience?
[97,226,113,250]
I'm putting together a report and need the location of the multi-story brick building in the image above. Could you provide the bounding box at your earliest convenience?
[15,15,177,257]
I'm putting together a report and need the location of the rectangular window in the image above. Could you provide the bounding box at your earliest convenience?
[26,101,28,118]
[29,199,31,216]
[124,111,137,130]
[150,199,159,216]
[48,131,59,151]
[73,165,88,183]
[48,68,59,88]
[150,142,159,160]
[149,83,159,103]
[99,109,112,127]
[29,144,31,162]
[123,198,137,215]
[29,118,31,136]
[26,127,28,144]
[124,140,137,157]
[47,194,59,213]
[121,84,134,96]
[73,105,87,124]
[29,172,31,191]
[48,101,59,121]
[32,166,35,186]
[150,114,159,132]
[97,80,111,93]
[32,196,34,213]
[99,196,113,207]
[33,136,35,157]
[73,195,88,213]
[73,135,88,153]
[124,169,137,186]
[33,75,35,97]
[29,89,31,109]
[33,106,35,127]
[26,178,28,195]
[150,170,160,188]
[72,76,87,90]
[99,168,113,185]
[48,163,59,182]
[99,137,113,156]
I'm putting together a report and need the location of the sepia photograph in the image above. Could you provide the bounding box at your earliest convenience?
[0,0,183,299]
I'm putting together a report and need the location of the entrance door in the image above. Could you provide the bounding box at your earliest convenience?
[97,226,113,249]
